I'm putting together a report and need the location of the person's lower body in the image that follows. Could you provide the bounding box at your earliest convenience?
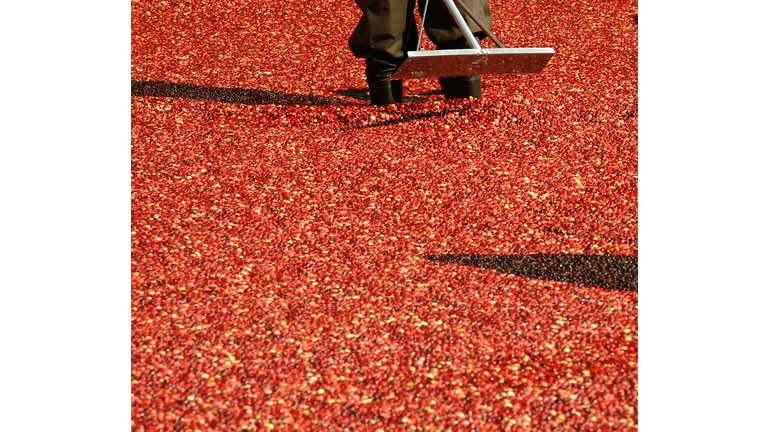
[349,0,492,105]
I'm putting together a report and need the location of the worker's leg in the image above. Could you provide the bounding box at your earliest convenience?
[349,0,418,79]
[349,0,420,105]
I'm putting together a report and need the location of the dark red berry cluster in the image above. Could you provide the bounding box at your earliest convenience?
[132,0,638,430]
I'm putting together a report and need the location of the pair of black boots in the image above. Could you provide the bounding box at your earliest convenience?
[367,76,482,106]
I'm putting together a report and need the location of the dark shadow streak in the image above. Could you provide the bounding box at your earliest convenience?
[131,80,354,106]
[424,254,637,291]
[334,89,369,102]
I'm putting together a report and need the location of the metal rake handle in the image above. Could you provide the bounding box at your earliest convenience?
[416,0,505,51]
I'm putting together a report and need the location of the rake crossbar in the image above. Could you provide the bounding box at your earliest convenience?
[390,48,555,79]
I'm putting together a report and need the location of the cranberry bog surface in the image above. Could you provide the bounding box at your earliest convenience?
[131,0,638,431]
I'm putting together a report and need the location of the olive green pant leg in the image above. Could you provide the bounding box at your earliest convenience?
[348,0,419,79]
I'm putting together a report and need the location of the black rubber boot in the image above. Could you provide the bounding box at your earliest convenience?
[367,79,403,106]
[439,76,482,100]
